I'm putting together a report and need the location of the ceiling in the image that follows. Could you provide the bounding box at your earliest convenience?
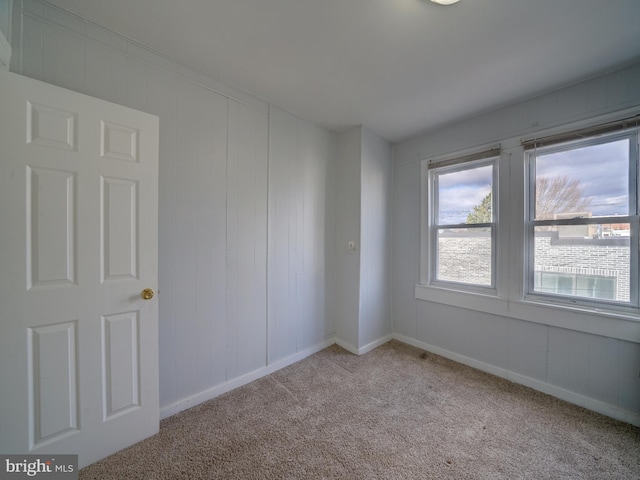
[46,0,640,142]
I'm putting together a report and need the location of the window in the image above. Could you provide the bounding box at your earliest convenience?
[534,270,617,300]
[427,151,499,292]
[525,129,639,308]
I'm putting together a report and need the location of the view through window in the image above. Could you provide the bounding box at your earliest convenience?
[527,133,637,305]
[430,157,497,289]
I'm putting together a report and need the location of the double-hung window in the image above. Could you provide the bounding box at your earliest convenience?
[525,125,639,310]
[427,150,499,292]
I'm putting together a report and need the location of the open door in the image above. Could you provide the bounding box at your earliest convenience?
[0,69,159,468]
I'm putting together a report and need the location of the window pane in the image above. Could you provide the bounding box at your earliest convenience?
[535,139,629,220]
[437,165,492,224]
[437,228,492,286]
[533,225,629,302]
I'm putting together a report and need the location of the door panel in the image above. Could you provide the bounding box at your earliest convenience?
[27,167,77,288]
[28,321,79,447]
[100,176,138,281]
[0,69,159,468]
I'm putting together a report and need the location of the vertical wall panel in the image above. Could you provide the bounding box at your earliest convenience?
[194,85,214,393]
[268,108,335,362]
[145,65,179,408]
[333,128,362,349]
[192,86,228,391]
[359,128,392,347]
[173,78,198,397]
[268,108,297,362]
[125,57,147,113]
[21,14,43,81]
[108,50,127,107]
[547,328,590,397]
[587,335,619,405]
[618,340,640,413]
[391,161,419,338]
[226,100,240,380]
[42,25,84,93]
[84,40,111,101]
[207,92,229,387]
[415,301,452,351]
[228,100,268,377]
[506,320,548,381]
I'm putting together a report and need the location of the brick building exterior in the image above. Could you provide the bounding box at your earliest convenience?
[438,231,630,301]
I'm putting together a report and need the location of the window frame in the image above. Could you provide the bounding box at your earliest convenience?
[425,154,499,295]
[524,129,640,312]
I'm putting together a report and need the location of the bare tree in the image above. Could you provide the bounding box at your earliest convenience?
[466,175,592,223]
[535,176,591,220]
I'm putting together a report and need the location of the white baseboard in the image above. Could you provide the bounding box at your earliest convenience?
[160,337,336,419]
[358,334,393,355]
[335,334,393,355]
[393,333,640,427]
[334,337,359,355]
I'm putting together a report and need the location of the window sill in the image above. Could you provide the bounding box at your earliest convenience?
[415,284,640,342]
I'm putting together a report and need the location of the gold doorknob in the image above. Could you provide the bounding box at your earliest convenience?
[141,288,155,300]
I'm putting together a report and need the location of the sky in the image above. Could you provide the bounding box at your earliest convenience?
[437,138,630,225]
[536,138,629,217]
[438,164,492,224]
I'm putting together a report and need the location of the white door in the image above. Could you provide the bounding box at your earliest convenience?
[0,70,159,468]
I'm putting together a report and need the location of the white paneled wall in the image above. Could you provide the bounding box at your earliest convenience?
[332,127,393,354]
[392,63,640,425]
[12,0,335,417]
[333,128,363,351]
[359,129,392,349]
[268,107,334,364]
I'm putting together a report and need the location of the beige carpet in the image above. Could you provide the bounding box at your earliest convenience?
[80,341,640,479]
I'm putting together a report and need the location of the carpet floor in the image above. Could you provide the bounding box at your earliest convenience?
[79,340,640,479]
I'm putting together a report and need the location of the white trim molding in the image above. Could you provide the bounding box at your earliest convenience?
[336,334,394,356]
[335,337,359,355]
[358,334,394,355]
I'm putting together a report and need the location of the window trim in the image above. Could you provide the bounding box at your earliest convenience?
[423,151,500,295]
[524,129,640,312]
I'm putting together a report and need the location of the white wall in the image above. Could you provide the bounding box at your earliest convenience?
[392,63,640,425]
[11,0,337,417]
[333,127,393,354]
[268,107,335,364]
[359,128,392,349]
[333,128,362,350]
